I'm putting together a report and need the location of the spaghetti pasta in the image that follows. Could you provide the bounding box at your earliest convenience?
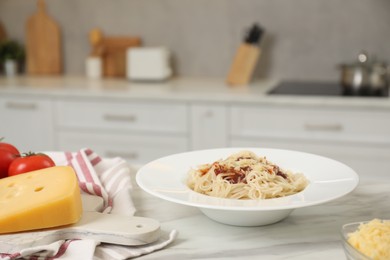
[187,150,308,200]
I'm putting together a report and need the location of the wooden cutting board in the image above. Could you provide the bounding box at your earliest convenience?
[0,21,7,41]
[102,36,141,77]
[88,29,141,77]
[25,0,62,75]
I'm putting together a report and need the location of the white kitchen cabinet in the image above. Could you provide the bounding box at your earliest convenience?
[231,137,390,180]
[230,105,390,180]
[190,104,228,150]
[230,105,390,144]
[56,99,187,134]
[1,77,389,181]
[55,99,189,164]
[57,131,188,165]
[0,96,54,152]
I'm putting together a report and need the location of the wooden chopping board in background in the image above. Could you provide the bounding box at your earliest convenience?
[88,28,141,78]
[26,0,62,75]
[102,36,141,77]
[0,21,7,41]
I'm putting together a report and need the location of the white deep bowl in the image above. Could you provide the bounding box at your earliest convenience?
[200,208,293,226]
[136,148,359,226]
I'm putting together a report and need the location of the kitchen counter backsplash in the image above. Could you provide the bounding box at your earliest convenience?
[1,0,390,81]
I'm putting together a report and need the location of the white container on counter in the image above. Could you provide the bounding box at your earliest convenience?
[4,59,17,77]
[126,47,172,81]
[85,56,102,79]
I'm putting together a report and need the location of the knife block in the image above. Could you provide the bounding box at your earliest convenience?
[226,44,261,86]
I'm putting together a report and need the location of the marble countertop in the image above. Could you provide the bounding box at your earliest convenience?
[1,76,390,109]
[131,173,389,260]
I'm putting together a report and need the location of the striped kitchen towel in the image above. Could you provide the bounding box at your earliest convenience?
[0,148,177,260]
[62,148,133,215]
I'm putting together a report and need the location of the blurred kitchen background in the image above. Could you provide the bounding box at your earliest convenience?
[1,0,390,181]
[1,0,389,81]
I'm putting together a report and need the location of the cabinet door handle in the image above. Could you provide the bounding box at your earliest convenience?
[105,151,139,160]
[103,114,137,122]
[6,102,37,110]
[204,110,214,118]
[304,123,343,132]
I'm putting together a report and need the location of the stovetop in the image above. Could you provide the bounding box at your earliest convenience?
[267,81,389,97]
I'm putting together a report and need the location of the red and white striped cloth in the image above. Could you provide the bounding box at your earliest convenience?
[63,148,131,215]
[0,148,177,260]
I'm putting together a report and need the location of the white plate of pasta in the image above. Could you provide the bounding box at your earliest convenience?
[136,148,359,226]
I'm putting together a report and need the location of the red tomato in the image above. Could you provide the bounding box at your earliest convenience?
[8,153,56,176]
[0,141,20,179]
[0,142,20,155]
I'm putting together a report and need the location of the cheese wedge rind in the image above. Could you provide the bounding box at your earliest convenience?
[0,166,82,234]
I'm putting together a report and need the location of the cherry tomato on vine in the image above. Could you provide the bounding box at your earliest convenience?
[8,152,56,176]
[0,140,20,179]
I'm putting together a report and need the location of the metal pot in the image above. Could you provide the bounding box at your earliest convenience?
[339,52,389,96]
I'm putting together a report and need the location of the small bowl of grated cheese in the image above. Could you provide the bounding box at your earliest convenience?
[341,219,390,260]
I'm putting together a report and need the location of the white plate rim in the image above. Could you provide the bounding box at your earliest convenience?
[136,147,359,211]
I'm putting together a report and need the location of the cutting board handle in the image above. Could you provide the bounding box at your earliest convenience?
[0,212,161,253]
[37,0,46,12]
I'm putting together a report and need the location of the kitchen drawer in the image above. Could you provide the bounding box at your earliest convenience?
[231,137,390,180]
[0,96,54,151]
[57,131,189,164]
[230,105,390,143]
[56,100,188,134]
[190,104,228,149]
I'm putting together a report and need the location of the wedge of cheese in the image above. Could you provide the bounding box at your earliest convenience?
[0,166,83,234]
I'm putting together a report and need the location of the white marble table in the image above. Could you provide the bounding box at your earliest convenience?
[131,175,389,260]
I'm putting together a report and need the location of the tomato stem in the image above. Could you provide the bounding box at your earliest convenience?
[22,151,36,157]
[22,151,48,157]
